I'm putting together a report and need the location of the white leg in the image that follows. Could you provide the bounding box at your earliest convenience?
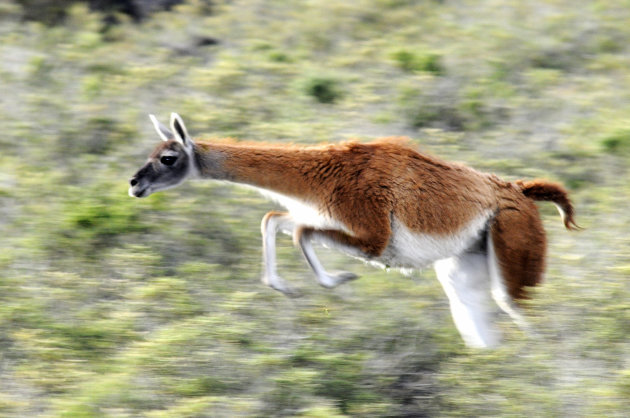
[260,212,299,296]
[487,238,532,333]
[434,252,501,348]
[295,228,359,288]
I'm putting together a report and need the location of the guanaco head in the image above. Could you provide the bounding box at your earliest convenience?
[129,113,196,198]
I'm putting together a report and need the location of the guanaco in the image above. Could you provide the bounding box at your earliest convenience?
[129,113,578,348]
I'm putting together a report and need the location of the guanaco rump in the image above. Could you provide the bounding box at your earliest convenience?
[129,113,578,348]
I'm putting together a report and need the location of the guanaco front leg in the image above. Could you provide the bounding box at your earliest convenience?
[294,227,368,288]
[260,211,299,296]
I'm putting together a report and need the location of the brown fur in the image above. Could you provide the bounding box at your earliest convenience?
[196,138,500,256]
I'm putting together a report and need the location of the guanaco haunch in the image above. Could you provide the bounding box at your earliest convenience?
[129,113,578,348]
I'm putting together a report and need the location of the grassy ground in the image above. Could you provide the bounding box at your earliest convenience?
[0,0,629,416]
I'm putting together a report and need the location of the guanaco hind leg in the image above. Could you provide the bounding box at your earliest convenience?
[434,249,502,348]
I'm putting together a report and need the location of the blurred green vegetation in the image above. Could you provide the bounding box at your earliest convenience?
[0,0,629,416]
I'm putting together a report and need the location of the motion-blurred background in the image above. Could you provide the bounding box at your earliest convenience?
[0,0,628,416]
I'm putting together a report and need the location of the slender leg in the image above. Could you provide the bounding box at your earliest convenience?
[294,227,363,288]
[434,252,501,348]
[260,211,299,296]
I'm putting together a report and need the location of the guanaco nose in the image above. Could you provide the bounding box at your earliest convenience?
[130,178,138,187]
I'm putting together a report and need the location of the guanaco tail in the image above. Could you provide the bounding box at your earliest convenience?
[129,113,579,348]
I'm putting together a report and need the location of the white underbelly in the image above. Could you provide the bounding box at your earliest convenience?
[378,213,492,269]
[257,188,347,231]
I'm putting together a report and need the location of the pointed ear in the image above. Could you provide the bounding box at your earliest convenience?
[170,112,192,148]
[149,114,173,141]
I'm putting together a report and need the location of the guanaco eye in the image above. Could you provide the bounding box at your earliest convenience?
[160,156,177,166]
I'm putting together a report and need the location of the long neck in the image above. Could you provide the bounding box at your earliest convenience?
[193,140,333,200]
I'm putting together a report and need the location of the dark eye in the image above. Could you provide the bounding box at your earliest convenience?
[160,156,177,166]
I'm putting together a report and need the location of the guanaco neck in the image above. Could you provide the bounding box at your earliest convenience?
[192,140,334,201]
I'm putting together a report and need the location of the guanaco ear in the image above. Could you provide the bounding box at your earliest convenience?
[149,114,173,142]
[170,112,192,149]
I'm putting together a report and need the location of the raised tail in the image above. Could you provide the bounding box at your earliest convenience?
[515,179,580,230]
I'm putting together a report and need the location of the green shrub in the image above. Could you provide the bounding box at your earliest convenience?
[268,51,292,63]
[303,76,343,104]
[601,129,630,153]
[391,50,444,75]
